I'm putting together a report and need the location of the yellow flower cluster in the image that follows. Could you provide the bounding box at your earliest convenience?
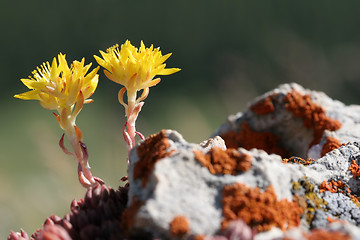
[14,53,99,111]
[14,40,180,188]
[94,40,180,99]
[14,53,101,188]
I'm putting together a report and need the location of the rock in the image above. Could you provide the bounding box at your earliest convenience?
[125,83,360,239]
[126,129,306,239]
[213,83,360,159]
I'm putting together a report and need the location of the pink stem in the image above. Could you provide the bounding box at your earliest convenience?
[59,134,74,156]
[122,121,133,151]
[59,133,104,188]
[78,164,91,188]
[79,141,104,186]
[126,120,136,153]
[94,177,105,185]
[135,131,145,140]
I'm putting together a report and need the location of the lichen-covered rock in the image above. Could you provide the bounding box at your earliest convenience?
[124,130,297,238]
[125,129,360,239]
[213,83,360,159]
[125,83,360,239]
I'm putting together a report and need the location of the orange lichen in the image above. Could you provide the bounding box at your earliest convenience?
[284,90,341,147]
[327,216,337,224]
[121,197,144,232]
[350,195,360,208]
[321,136,342,157]
[222,183,303,232]
[221,122,289,157]
[351,195,359,203]
[306,229,350,240]
[250,94,276,115]
[134,130,174,187]
[349,160,360,178]
[169,215,190,237]
[318,179,360,208]
[194,147,252,175]
[326,216,347,224]
[282,156,315,165]
[319,180,346,193]
[193,235,205,240]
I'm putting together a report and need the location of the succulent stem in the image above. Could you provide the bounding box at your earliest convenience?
[57,105,103,188]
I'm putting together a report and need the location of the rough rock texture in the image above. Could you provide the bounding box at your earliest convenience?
[9,83,360,240]
[125,83,360,239]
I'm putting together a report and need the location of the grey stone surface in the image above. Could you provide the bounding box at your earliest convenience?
[126,83,360,239]
[128,130,308,239]
[322,192,360,225]
[213,83,360,159]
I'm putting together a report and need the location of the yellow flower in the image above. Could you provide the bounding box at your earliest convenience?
[14,53,99,111]
[94,40,181,95]
[14,53,102,188]
[95,40,180,159]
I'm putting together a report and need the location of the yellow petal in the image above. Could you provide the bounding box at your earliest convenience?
[50,57,58,79]
[141,78,161,89]
[158,53,172,64]
[93,55,107,69]
[14,90,40,100]
[159,68,181,75]
[20,79,38,89]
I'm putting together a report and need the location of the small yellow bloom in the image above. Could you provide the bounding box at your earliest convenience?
[14,53,99,111]
[14,53,102,188]
[95,40,180,160]
[94,40,181,95]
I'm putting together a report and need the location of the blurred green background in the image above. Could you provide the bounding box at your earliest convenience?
[2,0,360,237]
